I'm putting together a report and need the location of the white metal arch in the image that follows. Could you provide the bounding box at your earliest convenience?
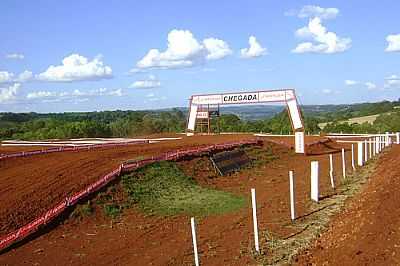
[186,89,305,153]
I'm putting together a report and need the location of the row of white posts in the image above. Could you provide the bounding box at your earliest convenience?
[190,133,399,264]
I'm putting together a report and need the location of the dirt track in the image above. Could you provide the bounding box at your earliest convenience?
[0,134,257,235]
[294,144,400,265]
[0,135,358,265]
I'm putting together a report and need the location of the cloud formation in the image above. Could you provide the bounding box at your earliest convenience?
[297,5,339,20]
[292,17,351,54]
[37,54,113,82]
[365,82,377,90]
[135,29,232,70]
[240,36,268,58]
[130,75,161,89]
[26,88,123,101]
[384,75,400,89]
[345,80,358,86]
[0,70,34,83]
[0,83,20,103]
[385,34,400,52]
[345,79,378,90]
[0,71,14,83]
[5,53,24,60]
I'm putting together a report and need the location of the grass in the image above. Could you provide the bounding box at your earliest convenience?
[121,161,246,216]
[103,203,122,218]
[70,201,93,220]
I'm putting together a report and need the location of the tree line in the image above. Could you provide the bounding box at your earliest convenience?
[1,100,399,140]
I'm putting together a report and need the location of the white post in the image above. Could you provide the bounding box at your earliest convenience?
[351,144,356,170]
[190,217,200,266]
[357,141,363,166]
[397,132,400,144]
[289,171,295,221]
[382,135,385,149]
[329,154,335,189]
[369,139,372,159]
[311,161,319,202]
[251,188,260,252]
[376,136,380,154]
[364,140,368,162]
[342,148,346,179]
[295,132,305,154]
[386,132,390,147]
[373,139,376,157]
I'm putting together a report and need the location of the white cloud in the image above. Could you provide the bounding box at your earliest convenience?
[5,53,24,60]
[0,70,34,83]
[240,36,268,58]
[384,75,400,89]
[26,88,123,101]
[108,88,122,96]
[17,70,33,82]
[0,71,14,83]
[37,54,113,82]
[135,29,231,70]
[292,17,351,54]
[203,38,232,60]
[345,80,358,86]
[298,5,339,20]
[131,75,161,89]
[0,83,20,103]
[345,79,379,90]
[385,34,400,52]
[322,89,332,94]
[365,82,377,90]
[27,91,57,99]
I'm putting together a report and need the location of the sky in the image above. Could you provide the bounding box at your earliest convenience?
[0,0,399,113]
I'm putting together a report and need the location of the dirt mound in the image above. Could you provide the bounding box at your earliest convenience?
[306,138,344,155]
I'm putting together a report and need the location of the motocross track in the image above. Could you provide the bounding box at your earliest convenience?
[0,134,257,235]
[294,144,400,265]
[0,134,361,265]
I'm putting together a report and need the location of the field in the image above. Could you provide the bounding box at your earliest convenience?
[318,112,393,129]
[0,134,398,265]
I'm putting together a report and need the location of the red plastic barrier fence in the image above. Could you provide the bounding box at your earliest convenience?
[0,139,260,252]
[0,140,149,162]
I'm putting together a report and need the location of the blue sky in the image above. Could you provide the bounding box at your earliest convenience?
[0,0,399,113]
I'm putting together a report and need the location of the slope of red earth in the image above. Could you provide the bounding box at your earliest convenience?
[0,135,357,265]
[294,144,400,265]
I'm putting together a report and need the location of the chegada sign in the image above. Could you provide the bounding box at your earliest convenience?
[187,89,305,154]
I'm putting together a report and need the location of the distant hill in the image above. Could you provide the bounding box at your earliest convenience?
[160,100,400,122]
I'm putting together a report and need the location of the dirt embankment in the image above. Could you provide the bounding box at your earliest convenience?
[294,145,400,265]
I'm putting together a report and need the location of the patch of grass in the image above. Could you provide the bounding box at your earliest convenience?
[121,161,246,216]
[244,146,279,168]
[70,201,93,220]
[103,203,122,218]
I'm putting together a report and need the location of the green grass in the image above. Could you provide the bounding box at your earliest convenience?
[70,201,93,220]
[103,203,122,218]
[121,161,246,216]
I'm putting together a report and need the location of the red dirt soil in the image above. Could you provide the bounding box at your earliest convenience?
[294,144,400,265]
[0,135,359,265]
[0,134,256,235]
